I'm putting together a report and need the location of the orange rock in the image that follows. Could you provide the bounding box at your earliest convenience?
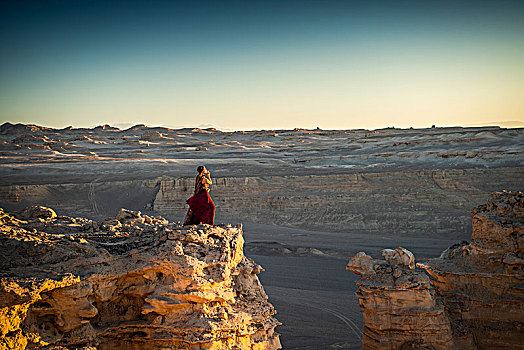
[0,207,281,349]
[348,191,524,349]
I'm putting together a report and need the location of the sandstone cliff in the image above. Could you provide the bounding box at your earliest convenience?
[0,207,281,349]
[153,168,523,235]
[347,249,454,350]
[347,191,524,350]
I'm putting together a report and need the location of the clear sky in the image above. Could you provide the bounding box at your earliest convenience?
[1,0,523,130]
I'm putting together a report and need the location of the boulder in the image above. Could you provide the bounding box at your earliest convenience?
[381,247,415,269]
[17,205,57,220]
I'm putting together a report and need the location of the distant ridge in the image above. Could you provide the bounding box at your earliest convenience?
[465,120,524,128]
[1,121,522,134]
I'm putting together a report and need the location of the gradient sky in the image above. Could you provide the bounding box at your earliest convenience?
[1,0,524,130]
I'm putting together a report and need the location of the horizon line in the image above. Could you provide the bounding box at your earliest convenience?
[2,120,523,133]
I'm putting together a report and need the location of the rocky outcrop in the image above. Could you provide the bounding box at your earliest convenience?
[0,207,280,349]
[421,190,524,349]
[347,250,454,350]
[347,191,524,349]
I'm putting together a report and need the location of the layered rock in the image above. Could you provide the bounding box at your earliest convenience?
[153,167,523,234]
[347,250,454,350]
[0,207,281,349]
[421,190,524,349]
[348,191,524,349]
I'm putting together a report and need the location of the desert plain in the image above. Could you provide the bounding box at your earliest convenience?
[1,122,523,349]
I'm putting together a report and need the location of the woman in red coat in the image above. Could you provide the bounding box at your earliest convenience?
[183,165,215,225]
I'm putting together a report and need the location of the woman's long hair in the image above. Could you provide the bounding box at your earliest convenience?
[194,165,206,194]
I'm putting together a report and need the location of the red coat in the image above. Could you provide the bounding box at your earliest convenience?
[186,190,215,225]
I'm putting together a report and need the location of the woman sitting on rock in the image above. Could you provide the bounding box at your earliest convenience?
[183,165,215,225]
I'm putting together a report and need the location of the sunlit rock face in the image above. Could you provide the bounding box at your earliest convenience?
[0,207,280,349]
[348,191,524,350]
[347,250,454,350]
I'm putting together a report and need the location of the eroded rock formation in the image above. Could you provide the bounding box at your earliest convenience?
[421,190,524,349]
[153,168,524,234]
[348,190,524,350]
[0,207,281,349]
[347,250,454,350]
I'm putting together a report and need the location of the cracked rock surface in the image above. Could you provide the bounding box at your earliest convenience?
[0,207,280,349]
